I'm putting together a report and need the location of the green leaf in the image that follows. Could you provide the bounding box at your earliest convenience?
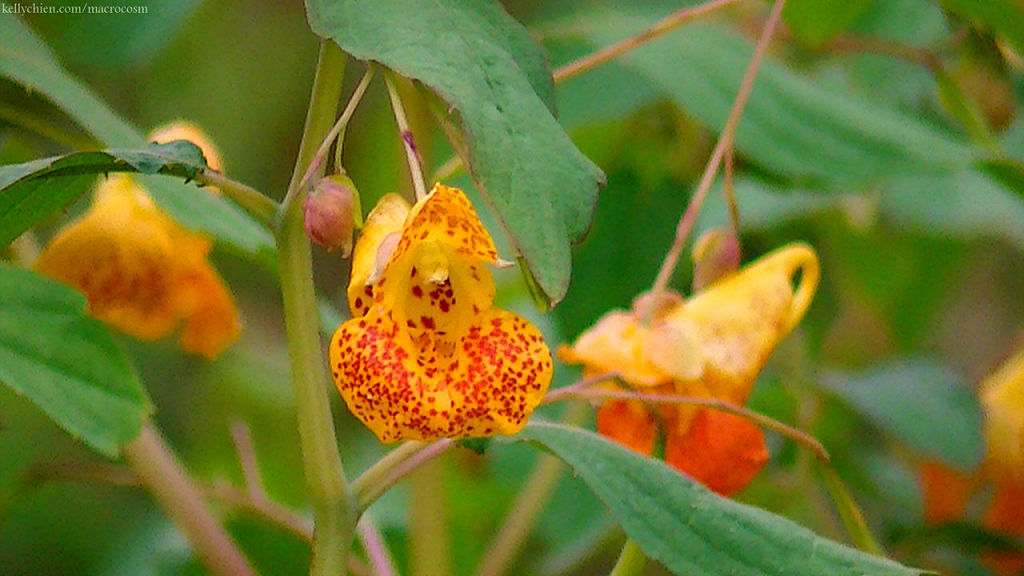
[940,0,1024,58]
[821,359,984,472]
[881,169,1024,250]
[0,265,151,458]
[306,0,606,305]
[510,423,926,576]
[0,15,274,263]
[0,142,209,247]
[570,18,974,188]
[783,0,876,46]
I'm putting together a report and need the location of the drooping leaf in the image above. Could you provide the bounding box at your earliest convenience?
[0,265,151,458]
[0,15,274,262]
[305,0,606,306]
[0,142,210,247]
[511,423,927,576]
[821,359,984,472]
[562,14,974,188]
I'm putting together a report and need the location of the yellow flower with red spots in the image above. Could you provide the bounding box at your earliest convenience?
[559,244,819,495]
[921,349,1024,575]
[33,122,240,359]
[330,184,552,443]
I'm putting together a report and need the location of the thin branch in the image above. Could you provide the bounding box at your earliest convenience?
[384,72,429,201]
[230,420,265,498]
[646,0,787,314]
[195,169,279,225]
[541,371,623,405]
[553,386,830,463]
[430,154,464,184]
[123,424,258,576]
[553,0,744,83]
[206,481,313,543]
[281,64,376,218]
[353,439,456,515]
[358,514,399,576]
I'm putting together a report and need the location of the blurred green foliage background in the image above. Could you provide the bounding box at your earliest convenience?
[3,0,1024,574]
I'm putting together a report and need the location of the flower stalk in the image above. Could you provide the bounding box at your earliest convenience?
[123,424,258,576]
[646,0,788,316]
[277,39,354,576]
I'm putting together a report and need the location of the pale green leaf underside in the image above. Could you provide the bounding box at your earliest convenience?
[511,423,927,576]
[305,0,605,305]
[0,265,151,458]
[0,142,208,246]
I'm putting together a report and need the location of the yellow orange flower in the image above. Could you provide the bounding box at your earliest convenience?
[559,244,819,495]
[330,184,552,443]
[34,123,240,359]
[921,349,1024,575]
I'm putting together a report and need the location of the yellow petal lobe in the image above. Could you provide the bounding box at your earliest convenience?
[35,169,240,358]
[347,193,410,317]
[331,184,552,443]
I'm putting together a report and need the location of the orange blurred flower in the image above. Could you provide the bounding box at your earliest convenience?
[559,244,819,495]
[920,349,1024,575]
[34,122,240,359]
[330,184,552,443]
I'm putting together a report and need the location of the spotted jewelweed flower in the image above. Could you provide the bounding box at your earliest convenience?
[330,184,553,443]
[920,349,1024,575]
[559,244,819,495]
[34,122,240,359]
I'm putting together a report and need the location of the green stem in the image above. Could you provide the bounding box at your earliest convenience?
[196,169,279,225]
[123,424,257,576]
[608,539,648,576]
[354,439,455,515]
[410,457,452,576]
[277,39,354,576]
[818,464,883,555]
[473,402,590,576]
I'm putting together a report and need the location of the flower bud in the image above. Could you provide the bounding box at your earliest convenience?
[692,228,741,292]
[304,174,362,257]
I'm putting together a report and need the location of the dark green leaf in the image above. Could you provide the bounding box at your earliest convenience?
[940,0,1024,58]
[821,359,984,471]
[0,16,274,262]
[511,423,927,576]
[0,143,208,247]
[572,18,974,187]
[783,0,876,46]
[306,0,605,305]
[0,265,151,458]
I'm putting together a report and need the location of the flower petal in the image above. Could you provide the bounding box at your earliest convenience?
[558,311,672,387]
[35,174,240,358]
[347,193,410,317]
[981,349,1024,481]
[983,480,1024,575]
[595,399,658,456]
[664,408,768,496]
[392,184,499,265]
[36,175,181,339]
[919,461,977,525]
[330,307,551,443]
[665,243,819,404]
[176,263,242,359]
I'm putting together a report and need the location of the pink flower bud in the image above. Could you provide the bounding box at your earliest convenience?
[692,228,741,292]
[304,174,362,257]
